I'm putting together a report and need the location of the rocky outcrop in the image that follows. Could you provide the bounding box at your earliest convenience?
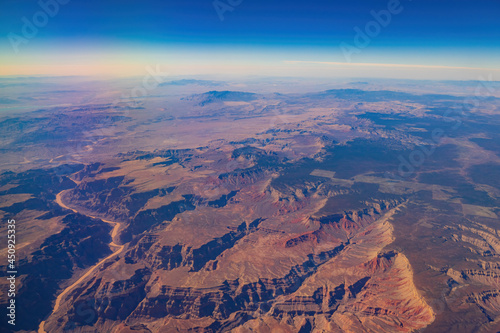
[126,219,265,271]
[121,195,197,242]
[285,199,401,248]
[218,167,272,187]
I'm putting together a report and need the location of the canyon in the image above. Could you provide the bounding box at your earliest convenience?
[1,78,500,332]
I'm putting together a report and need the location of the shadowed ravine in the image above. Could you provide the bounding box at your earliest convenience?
[38,190,125,333]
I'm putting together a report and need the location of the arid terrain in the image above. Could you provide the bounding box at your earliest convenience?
[1,77,500,332]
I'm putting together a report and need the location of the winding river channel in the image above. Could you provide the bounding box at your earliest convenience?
[38,190,124,333]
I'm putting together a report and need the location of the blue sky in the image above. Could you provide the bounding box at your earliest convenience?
[1,0,499,78]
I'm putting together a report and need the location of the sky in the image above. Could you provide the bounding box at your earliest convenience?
[0,0,499,79]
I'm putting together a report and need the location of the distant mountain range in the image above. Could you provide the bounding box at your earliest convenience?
[183,90,259,106]
[306,88,464,103]
[159,79,224,87]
